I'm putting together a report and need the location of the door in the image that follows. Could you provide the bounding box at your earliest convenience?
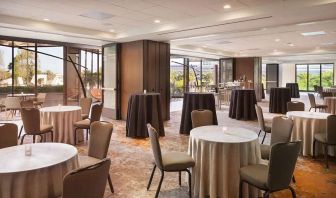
[266,64,279,93]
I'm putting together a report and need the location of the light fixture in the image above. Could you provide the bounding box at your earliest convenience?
[275,38,280,42]
[154,19,161,23]
[297,22,316,26]
[43,18,50,21]
[301,31,326,36]
[109,29,115,32]
[273,49,277,52]
[288,43,295,47]
[202,45,208,48]
[223,4,231,9]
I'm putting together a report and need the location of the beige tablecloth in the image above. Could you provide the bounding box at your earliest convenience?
[40,106,83,144]
[0,143,79,198]
[188,126,261,198]
[286,111,334,156]
[324,97,336,114]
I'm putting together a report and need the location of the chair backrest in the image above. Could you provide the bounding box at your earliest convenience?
[90,103,103,123]
[191,109,213,128]
[147,124,164,170]
[88,121,113,159]
[326,115,336,144]
[79,98,92,116]
[21,108,41,134]
[267,141,301,191]
[20,100,34,109]
[36,93,46,102]
[4,97,21,109]
[308,93,316,107]
[255,104,266,131]
[286,101,305,112]
[63,158,111,198]
[270,116,294,145]
[0,123,18,149]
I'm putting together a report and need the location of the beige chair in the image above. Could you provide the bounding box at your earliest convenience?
[4,97,21,118]
[147,124,195,198]
[0,123,18,149]
[218,89,231,109]
[313,115,336,168]
[18,100,35,139]
[20,108,53,144]
[308,93,327,112]
[255,104,271,144]
[78,121,114,193]
[191,109,213,128]
[0,98,5,112]
[240,141,301,198]
[33,93,46,108]
[287,101,305,112]
[74,103,103,144]
[63,158,111,198]
[79,97,92,119]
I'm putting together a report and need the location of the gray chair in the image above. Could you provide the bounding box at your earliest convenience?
[18,100,35,139]
[63,158,111,198]
[313,115,336,168]
[74,103,103,144]
[0,123,18,149]
[4,97,21,118]
[308,93,327,112]
[147,124,195,198]
[79,97,92,120]
[287,101,305,112]
[78,121,114,193]
[191,109,213,128]
[255,104,271,144]
[240,141,301,198]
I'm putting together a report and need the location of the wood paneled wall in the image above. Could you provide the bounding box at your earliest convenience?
[234,57,255,81]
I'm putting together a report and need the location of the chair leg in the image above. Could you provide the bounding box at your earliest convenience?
[39,135,43,143]
[18,126,23,139]
[313,139,316,159]
[289,186,296,198]
[324,144,329,169]
[155,170,164,198]
[50,131,54,142]
[261,132,266,144]
[239,180,243,198]
[292,175,296,183]
[33,135,36,143]
[108,174,114,193]
[309,107,311,112]
[74,128,78,145]
[179,171,181,186]
[263,191,270,198]
[147,165,156,190]
[186,169,192,198]
[20,134,27,144]
[258,130,261,137]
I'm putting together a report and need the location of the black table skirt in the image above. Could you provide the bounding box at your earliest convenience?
[229,89,257,120]
[179,93,218,135]
[269,88,291,114]
[126,93,164,138]
[286,83,300,98]
[261,83,265,99]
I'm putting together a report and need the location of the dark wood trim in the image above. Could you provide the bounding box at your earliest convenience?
[34,43,38,96]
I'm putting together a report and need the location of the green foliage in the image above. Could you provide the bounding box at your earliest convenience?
[0,85,63,93]
[13,49,35,85]
[297,70,333,90]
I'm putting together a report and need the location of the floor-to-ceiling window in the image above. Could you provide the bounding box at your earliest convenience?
[170,57,184,97]
[296,63,334,91]
[0,41,13,99]
[201,59,217,91]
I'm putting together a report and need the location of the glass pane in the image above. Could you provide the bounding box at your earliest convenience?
[103,45,117,117]
[202,60,218,92]
[220,59,233,84]
[321,63,334,88]
[0,42,12,98]
[189,58,201,92]
[308,64,320,91]
[37,46,64,106]
[170,58,184,97]
[296,64,308,91]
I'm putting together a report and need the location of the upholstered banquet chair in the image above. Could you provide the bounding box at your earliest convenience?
[79,97,92,120]
[313,115,336,168]
[73,103,103,144]
[147,124,195,198]
[308,93,327,112]
[33,93,46,108]
[4,97,21,118]
[287,101,305,112]
[191,109,214,128]
[255,104,271,144]
[20,108,53,144]
[63,158,111,198]
[0,98,5,112]
[77,121,114,193]
[18,100,35,139]
[240,141,301,198]
[0,123,18,149]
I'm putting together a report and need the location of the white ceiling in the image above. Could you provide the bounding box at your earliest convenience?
[0,0,336,58]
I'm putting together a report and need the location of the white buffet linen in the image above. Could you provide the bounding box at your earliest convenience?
[286,111,334,156]
[40,106,82,144]
[324,97,336,114]
[188,126,260,198]
[0,143,79,198]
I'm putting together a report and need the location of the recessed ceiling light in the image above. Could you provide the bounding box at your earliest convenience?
[288,43,295,47]
[223,4,231,9]
[154,19,161,23]
[43,18,50,21]
[109,29,115,32]
[301,31,326,36]
[273,49,277,52]
[261,27,267,31]
[275,38,280,42]
[202,45,208,48]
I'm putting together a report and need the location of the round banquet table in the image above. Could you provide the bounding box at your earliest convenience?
[324,97,336,114]
[126,93,164,138]
[286,83,300,98]
[269,87,291,114]
[7,93,35,100]
[229,89,257,120]
[286,111,334,156]
[40,106,83,145]
[188,126,261,198]
[0,143,79,198]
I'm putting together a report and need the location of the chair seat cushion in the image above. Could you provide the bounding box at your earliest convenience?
[78,155,102,168]
[264,125,272,133]
[40,125,53,133]
[162,152,195,171]
[74,119,90,128]
[240,164,268,190]
[81,114,89,120]
[314,133,327,143]
[260,144,270,160]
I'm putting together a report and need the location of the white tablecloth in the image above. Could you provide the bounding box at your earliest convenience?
[188,126,260,198]
[324,97,336,114]
[0,143,78,198]
[40,106,83,144]
[286,111,334,156]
